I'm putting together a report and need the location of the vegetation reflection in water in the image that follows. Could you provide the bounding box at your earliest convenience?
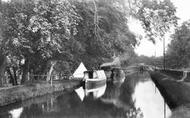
[132,80,171,118]
[0,73,176,118]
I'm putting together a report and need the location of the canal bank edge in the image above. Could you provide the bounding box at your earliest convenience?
[149,71,190,109]
[0,80,81,106]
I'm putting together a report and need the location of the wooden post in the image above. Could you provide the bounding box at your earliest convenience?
[27,72,30,81]
[164,101,166,118]
[163,37,166,70]
[163,37,166,118]
[51,76,52,87]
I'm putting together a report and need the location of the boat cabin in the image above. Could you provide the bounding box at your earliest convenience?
[83,70,106,80]
[83,70,107,90]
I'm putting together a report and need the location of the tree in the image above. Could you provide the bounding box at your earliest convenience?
[0,1,8,86]
[72,0,137,69]
[0,52,7,86]
[0,0,80,84]
[166,21,190,69]
[128,0,178,43]
[0,0,156,86]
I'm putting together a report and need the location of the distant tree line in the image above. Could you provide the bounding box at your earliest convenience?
[132,20,190,70]
[165,20,190,69]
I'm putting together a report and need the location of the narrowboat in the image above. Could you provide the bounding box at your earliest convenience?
[83,70,107,90]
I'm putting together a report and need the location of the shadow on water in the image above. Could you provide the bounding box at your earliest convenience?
[1,72,188,118]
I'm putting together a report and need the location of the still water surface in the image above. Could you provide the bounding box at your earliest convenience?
[0,73,173,118]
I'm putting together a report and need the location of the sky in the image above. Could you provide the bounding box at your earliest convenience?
[129,0,190,57]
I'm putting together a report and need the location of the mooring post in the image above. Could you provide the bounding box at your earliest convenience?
[164,101,166,118]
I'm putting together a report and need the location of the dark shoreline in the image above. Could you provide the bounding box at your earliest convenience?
[149,71,190,109]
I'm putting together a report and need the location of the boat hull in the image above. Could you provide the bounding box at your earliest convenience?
[85,79,106,90]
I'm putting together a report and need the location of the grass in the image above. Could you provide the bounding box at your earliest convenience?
[0,80,81,106]
[170,105,190,118]
[149,71,190,109]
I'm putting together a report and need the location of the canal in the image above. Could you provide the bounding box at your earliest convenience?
[0,72,177,118]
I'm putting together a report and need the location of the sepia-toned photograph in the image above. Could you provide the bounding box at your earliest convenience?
[0,0,189,118]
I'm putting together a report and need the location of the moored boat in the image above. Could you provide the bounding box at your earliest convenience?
[71,63,107,92]
[84,70,107,90]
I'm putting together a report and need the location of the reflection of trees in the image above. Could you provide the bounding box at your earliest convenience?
[0,92,62,118]
[18,92,63,118]
[3,73,148,118]
[15,89,141,118]
[119,74,139,105]
[126,108,143,118]
[100,73,145,118]
[170,105,190,118]
[20,99,59,117]
[112,69,126,82]
[20,104,43,117]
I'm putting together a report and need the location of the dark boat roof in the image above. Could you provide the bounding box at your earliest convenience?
[100,57,121,69]
[84,70,94,73]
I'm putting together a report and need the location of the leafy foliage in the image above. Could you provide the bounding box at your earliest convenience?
[0,0,81,83]
[70,0,137,69]
[0,0,178,86]
[0,0,137,85]
[166,21,190,69]
[129,0,178,43]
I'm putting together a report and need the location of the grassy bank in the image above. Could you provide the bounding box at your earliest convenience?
[0,80,81,106]
[149,71,190,109]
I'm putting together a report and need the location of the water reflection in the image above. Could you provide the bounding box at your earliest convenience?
[169,105,190,118]
[0,72,179,118]
[132,81,171,118]
[85,84,107,98]
[75,84,107,101]
[9,107,23,118]
[75,87,85,101]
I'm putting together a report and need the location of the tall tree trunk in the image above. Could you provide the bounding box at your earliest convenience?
[21,59,29,84]
[46,61,56,81]
[0,55,7,87]
[12,67,18,85]
[7,68,16,85]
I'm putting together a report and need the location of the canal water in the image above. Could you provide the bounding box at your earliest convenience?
[0,72,174,118]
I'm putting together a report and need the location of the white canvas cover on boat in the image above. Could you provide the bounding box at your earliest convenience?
[73,62,87,78]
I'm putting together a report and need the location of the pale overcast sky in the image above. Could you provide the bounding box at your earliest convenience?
[130,0,190,57]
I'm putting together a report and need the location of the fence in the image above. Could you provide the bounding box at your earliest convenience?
[29,74,69,81]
